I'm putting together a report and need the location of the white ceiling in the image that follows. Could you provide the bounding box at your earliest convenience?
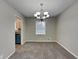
[4,0,77,17]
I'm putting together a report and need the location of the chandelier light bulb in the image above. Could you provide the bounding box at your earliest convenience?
[46,14,50,18]
[37,17,40,19]
[44,12,48,15]
[34,14,37,17]
[36,12,40,15]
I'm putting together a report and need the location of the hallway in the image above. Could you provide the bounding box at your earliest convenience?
[9,43,76,59]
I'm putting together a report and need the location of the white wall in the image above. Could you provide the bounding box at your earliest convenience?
[56,1,78,58]
[0,0,23,59]
[23,17,56,42]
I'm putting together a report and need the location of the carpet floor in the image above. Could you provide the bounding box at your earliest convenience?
[9,42,76,59]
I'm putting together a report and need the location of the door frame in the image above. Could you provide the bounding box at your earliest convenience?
[15,16,24,45]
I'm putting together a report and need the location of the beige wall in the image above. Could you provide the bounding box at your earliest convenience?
[0,0,23,59]
[23,17,56,42]
[56,1,78,58]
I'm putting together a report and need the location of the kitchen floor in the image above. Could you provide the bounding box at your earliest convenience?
[9,42,76,59]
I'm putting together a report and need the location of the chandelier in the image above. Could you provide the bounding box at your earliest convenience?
[34,3,50,21]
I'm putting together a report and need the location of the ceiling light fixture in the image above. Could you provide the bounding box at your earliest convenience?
[34,3,50,21]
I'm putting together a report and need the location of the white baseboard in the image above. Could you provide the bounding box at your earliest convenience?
[57,42,78,59]
[24,40,56,42]
[21,41,24,45]
[6,50,15,59]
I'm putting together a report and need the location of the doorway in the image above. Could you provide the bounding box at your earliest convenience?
[15,16,21,44]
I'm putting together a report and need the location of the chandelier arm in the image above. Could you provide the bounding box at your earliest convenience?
[34,3,50,21]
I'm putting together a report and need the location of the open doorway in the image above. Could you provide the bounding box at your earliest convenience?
[15,16,21,45]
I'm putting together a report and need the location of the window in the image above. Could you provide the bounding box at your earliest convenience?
[36,21,46,35]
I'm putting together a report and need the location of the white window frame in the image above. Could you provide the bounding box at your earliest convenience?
[36,21,46,35]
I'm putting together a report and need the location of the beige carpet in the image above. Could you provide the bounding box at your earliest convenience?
[9,42,76,59]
